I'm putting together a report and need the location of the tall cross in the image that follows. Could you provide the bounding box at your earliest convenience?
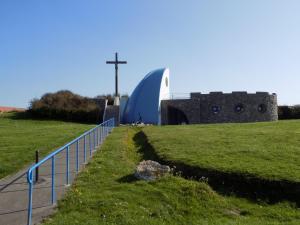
[106,52,127,97]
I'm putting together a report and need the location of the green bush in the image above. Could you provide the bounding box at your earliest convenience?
[278,105,300,120]
[29,90,106,123]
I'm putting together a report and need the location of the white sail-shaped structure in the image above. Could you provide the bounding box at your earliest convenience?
[122,68,170,124]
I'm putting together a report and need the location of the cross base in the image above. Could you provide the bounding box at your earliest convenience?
[114,96,120,106]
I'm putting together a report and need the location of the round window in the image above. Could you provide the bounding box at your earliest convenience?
[234,103,245,113]
[211,105,221,114]
[258,104,267,113]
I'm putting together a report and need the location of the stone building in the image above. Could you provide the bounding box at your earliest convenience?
[107,68,278,125]
[160,92,278,125]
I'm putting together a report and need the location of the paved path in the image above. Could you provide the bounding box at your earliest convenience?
[0,135,99,225]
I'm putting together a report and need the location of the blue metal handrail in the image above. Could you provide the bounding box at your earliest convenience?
[26,118,115,225]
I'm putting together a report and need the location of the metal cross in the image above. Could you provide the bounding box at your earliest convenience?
[106,52,127,97]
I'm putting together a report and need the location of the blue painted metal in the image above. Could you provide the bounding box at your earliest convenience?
[76,140,79,173]
[94,130,96,149]
[101,126,103,144]
[51,156,55,204]
[98,127,100,145]
[102,125,104,142]
[27,172,33,225]
[99,127,101,144]
[103,125,104,142]
[89,132,92,156]
[83,135,86,163]
[26,118,115,225]
[100,127,101,141]
[66,146,70,185]
[95,129,97,148]
[96,128,98,146]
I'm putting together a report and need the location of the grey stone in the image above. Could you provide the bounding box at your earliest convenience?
[135,160,170,181]
[161,92,278,125]
[103,105,120,125]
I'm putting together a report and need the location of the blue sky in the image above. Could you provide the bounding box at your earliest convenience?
[1,0,300,107]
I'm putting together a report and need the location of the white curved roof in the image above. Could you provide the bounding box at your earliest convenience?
[123,68,170,124]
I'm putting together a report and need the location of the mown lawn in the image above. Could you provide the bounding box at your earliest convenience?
[43,127,300,225]
[143,120,300,183]
[0,112,93,179]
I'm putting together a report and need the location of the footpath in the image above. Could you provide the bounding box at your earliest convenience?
[0,137,97,225]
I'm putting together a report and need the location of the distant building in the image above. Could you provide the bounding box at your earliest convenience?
[0,106,25,113]
[105,68,278,125]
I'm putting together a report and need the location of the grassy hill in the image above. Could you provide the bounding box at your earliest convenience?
[43,126,300,225]
[143,120,300,183]
[0,112,93,179]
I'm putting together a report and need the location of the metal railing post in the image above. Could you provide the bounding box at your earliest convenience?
[89,132,92,157]
[95,128,97,147]
[35,150,39,183]
[99,126,101,144]
[100,125,103,144]
[93,130,96,149]
[51,156,56,204]
[83,135,86,163]
[26,119,113,225]
[76,140,79,173]
[96,127,99,146]
[97,127,100,146]
[102,124,104,142]
[27,172,33,225]
[66,146,69,185]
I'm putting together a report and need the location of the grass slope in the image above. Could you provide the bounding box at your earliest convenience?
[0,112,93,179]
[143,120,300,183]
[43,127,300,225]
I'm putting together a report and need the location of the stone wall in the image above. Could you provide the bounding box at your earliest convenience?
[103,105,120,126]
[161,92,278,125]
[161,99,200,125]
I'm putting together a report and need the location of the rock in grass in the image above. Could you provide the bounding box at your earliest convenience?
[135,160,170,181]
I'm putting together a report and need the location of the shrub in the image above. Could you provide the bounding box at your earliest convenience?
[29,90,107,123]
[278,105,300,120]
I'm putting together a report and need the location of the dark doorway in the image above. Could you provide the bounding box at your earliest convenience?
[167,106,189,125]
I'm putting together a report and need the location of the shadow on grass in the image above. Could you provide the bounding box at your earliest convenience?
[4,111,32,120]
[116,174,139,183]
[116,128,160,184]
[5,111,96,124]
[133,130,300,207]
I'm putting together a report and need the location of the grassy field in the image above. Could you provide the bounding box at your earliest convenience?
[43,127,300,225]
[0,112,93,179]
[143,120,300,183]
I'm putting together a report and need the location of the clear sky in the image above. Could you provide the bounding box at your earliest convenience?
[1,0,300,108]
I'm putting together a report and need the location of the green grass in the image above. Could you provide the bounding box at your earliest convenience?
[143,120,300,183]
[43,127,300,225]
[0,112,94,179]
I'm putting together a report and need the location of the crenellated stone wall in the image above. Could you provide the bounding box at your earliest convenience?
[161,92,278,125]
